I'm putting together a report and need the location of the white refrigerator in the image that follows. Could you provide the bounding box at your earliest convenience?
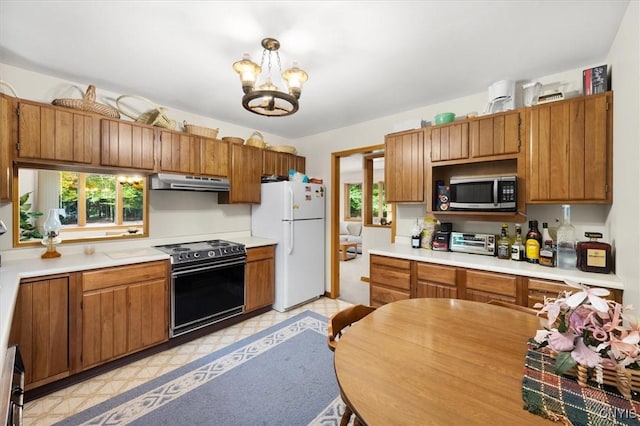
[251,181,326,312]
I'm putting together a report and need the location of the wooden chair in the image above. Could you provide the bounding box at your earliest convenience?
[487,299,540,315]
[327,304,376,426]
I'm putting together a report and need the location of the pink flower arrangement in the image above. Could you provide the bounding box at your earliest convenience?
[531,281,640,379]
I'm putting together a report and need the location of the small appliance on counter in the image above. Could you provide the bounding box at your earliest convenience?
[432,222,452,251]
[450,232,496,256]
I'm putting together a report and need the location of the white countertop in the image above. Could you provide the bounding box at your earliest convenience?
[0,236,277,368]
[369,243,623,290]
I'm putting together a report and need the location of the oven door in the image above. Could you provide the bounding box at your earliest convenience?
[171,257,246,337]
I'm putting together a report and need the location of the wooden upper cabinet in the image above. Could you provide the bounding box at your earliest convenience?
[527,92,612,203]
[160,130,229,177]
[101,120,155,170]
[291,154,306,175]
[0,94,14,202]
[262,151,306,178]
[469,111,521,158]
[202,138,229,177]
[219,143,261,204]
[159,130,201,175]
[17,100,98,164]
[262,150,289,178]
[430,122,468,162]
[385,129,425,203]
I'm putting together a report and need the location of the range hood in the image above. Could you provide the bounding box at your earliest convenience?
[149,173,230,192]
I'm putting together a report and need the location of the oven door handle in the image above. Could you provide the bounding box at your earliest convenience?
[172,259,246,276]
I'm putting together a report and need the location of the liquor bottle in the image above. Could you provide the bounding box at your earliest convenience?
[497,223,511,259]
[577,232,612,274]
[411,218,423,249]
[556,205,577,269]
[539,222,556,267]
[511,224,525,261]
[525,220,542,264]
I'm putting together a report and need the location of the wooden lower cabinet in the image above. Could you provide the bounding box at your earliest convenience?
[414,262,457,299]
[526,277,622,307]
[370,255,623,309]
[80,261,169,369]
[9,274,72,390]
[369,255,412,307]
[245,245,275,312]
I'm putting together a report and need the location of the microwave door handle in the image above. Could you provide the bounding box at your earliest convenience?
[493,181,499,207]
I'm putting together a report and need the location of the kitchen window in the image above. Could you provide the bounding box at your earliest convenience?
[14,167,148,245]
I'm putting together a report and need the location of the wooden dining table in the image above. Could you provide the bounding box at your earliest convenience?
[333,298,552,425]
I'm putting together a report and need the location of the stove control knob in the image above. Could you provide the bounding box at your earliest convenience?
[208,250,215,257]
[194,252,200,258]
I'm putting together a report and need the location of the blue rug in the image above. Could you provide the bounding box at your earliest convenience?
[56,311,346,426]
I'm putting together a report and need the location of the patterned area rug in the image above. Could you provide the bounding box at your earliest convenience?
[56,311,347,425]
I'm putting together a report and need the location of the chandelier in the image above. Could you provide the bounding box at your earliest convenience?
[233,38,308,117]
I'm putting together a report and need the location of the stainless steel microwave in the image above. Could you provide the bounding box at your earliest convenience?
[449,175,517,211]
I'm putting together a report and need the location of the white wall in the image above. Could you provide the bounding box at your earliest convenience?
[292,2,640,307]
[605,1,640,308]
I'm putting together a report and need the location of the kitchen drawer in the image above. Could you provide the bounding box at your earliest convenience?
[465,270,517,298]
[371,255,411,270]
[83,261,167,292]
[416,262,456,285]
[370,268,411,291]
[370,285,410,308]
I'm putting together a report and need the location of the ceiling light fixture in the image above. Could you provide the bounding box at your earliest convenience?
[233,37,308,117]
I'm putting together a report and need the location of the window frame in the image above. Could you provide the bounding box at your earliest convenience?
[343,182,362,221]
[363,153,391,227]
[13,166,149,247]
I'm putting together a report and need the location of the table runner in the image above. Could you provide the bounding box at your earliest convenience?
[522,346,640,425]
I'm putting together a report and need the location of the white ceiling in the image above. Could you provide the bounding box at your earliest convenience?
[0,1,629,139]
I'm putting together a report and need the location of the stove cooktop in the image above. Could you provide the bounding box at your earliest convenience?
[154,239,246,264]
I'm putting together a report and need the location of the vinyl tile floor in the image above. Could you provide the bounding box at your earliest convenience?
[24,297,352,426]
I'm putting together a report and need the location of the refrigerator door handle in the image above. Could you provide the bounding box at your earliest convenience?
[288,186,295,220]
[288,220,294,254]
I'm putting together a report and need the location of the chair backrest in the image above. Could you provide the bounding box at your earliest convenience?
[487,299,539,315]
[327,304,376,352]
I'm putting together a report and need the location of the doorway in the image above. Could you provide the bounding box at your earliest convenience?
[330,144,385,302]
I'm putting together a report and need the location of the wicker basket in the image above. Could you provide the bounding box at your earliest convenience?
[568,363,640,400]
[52,85,120,118]
[548,348,640,399]
[184,121,219,139]
[222,137,244,145]
[246,131,266,149]
[116,94,176,129]
[267,145,297,154]
[0,80,18,97]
